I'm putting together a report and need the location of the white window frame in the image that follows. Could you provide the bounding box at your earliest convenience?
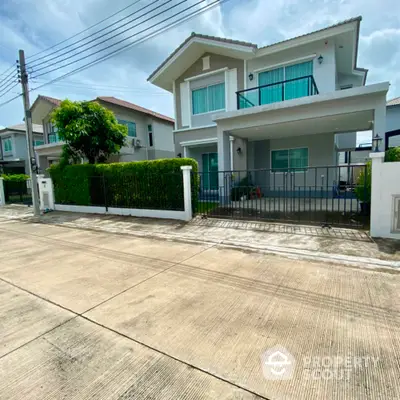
[270,146,309,172]
[191,82,226,116]
[147,124,154,148]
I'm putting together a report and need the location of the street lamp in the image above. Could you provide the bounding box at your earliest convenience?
[372,134,383,152]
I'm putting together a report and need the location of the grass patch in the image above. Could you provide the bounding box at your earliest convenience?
[197,201,219,213]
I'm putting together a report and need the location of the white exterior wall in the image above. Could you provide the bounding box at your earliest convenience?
[370,153,400,238]
[246,40,336,94]
[152,120,174,152]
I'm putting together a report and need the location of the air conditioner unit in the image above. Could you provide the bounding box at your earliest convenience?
[131,138,142,148]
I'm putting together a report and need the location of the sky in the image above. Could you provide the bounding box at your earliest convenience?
[0,0,400,145]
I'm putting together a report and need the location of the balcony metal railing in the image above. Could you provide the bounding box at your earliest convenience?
[236,75,319,110]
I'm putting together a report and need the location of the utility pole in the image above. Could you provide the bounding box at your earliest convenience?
[18,49,40,216]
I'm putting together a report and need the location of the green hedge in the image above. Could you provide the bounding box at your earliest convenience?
[49,158,199,212]
[1,174,30,182]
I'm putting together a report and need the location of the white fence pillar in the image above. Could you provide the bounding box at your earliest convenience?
[181,165,193,221]
[37,177,55,211]
[370,152,384,237]
[0,178,5,206]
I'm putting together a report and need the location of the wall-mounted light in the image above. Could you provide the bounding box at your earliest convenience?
[318,55,324,64]
[248,73,254,81]
[177,153,182,158]
[372,134,383,152]
[236,147,242,155]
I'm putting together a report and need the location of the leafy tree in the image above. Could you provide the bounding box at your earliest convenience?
[51,100,128,164]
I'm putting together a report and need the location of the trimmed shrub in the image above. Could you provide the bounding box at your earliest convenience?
[49,158,199,211]
[1,174,29,182]
[385,146,400,162]
[354,161,371,203]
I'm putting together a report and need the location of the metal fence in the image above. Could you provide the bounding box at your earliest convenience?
[54,172,185,211]
[4,180,32,205]
[197,165,369,228]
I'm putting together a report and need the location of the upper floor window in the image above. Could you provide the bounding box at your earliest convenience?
[34,140,44,146]
[147,124,153,147]
[3,137,12,153]
[46,121,59,143]
[118,119,136,137]
[192,82,225,115]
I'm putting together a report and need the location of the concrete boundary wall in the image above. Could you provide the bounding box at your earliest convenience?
[370,152,400,239]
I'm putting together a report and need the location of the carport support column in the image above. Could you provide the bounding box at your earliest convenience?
[181,165,193,221]
[0,178,5,206]
[373,99,386,150]
[217,128,231,205]
[369,152,385,237]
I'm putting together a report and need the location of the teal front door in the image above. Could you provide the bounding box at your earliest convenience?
[202,153,218,190]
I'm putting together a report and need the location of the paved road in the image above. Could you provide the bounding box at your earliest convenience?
[0,219,399,399]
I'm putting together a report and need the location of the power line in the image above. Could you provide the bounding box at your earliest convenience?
[0,79,19,97]
[0,62,16,78]
[26,0,143,60]
[0,93,22,108]
[31,0,225,93]
[27,0,167,69]
[31,0,205,79]
[0,65,17,86]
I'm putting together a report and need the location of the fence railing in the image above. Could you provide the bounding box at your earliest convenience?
[236,75,319,110]
[197,165,369,228]
[4,180,32,205]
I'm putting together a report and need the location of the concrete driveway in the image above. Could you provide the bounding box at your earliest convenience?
[0,219,399,399]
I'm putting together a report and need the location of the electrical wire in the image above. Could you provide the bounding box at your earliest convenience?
[31,0,225,92]
[0,79,19,97]
[0,82,20,98]
[0,93,22,108]
[26,0,143,60]
[27,0,167,69]
[31,0,207,79]
[0,65,17,85]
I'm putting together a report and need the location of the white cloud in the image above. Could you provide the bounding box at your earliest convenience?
[1,0,400,127]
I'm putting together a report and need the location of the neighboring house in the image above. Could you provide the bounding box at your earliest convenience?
[386,97,400,148]
[0,123,44,174]
[30,95,175,170]
[148,16,388,193]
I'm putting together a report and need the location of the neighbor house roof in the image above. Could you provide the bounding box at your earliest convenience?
[0,123,43,134]
[97,96,174,124]
[387,97,400,107]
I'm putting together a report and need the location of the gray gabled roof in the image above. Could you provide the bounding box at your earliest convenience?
[387,97,400,107]
[0,123,43,134]
[148,16,364,82]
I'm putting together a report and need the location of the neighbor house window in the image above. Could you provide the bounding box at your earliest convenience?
[271,148,309,171]
[192,82,225,115]
[118,119,136,137]
[3,137,12,153]
[46,122,59,143]
[147,124,153,147]
[33,140,44,146]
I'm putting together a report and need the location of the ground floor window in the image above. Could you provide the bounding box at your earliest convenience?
[271,147,308,171]
[202,153,218,190]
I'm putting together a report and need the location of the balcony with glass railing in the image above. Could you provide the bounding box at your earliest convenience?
[236,75,319,110]
[48,133,60,144]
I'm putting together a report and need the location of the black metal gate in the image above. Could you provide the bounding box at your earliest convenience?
[4,179,32,205]
[197,165,369,228]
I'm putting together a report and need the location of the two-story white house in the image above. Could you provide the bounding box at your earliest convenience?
[30,95,175,170]
[0,123,44,174]
[148,16,389,216]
